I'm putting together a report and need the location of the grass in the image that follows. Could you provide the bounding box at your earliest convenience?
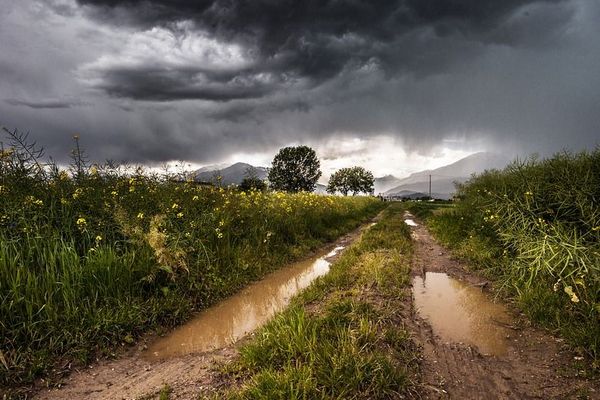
[159,383,172,400]
[0,138,385,392]
[213,203,419,399]
[406,149,600,367]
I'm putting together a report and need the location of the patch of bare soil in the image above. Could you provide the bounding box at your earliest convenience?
[33,221,373,400]
[405,212,600,400]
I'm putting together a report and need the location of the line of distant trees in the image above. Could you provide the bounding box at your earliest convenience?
[238,145,374,195]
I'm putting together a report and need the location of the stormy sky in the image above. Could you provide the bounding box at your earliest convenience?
[0,0,599,177]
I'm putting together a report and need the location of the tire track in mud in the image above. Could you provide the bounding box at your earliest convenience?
[33,223,372,400]
[405,212,599,400]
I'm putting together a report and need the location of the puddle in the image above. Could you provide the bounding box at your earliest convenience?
[144,246,344,360]
[412,272,512,356]
[404,219,418,226]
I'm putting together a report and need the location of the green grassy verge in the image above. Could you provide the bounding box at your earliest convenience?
[0,158,385,393]
[406,150,600,367]
[214,203,418,399]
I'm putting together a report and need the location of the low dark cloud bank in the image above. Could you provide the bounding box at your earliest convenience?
[0,0,598,165]
[76,0,565,101]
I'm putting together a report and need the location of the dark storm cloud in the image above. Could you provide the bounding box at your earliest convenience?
[5,98,87,109]
[0,0,598,168]
[93,68,280,101]
[76,0,564,101]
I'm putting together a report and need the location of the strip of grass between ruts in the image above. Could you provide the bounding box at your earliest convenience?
[211,203,419,400]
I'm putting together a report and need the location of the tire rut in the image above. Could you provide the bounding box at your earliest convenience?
[405,212,599,400]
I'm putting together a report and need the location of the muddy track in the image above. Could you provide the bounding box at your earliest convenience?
[33,222,372,400]
[406,212,599,400]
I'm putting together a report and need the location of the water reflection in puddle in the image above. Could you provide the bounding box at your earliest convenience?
[412,272,512,356]
[144,246,344,360]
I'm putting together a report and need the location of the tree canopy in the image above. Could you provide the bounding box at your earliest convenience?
[239,167,266,191]
[327,166,374,196]
[268,146,322,192]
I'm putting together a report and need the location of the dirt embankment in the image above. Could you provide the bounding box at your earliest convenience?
[406,212,599,400]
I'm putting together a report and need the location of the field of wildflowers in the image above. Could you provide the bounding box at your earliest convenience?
[0,143,384,388]
[416,149,600,365]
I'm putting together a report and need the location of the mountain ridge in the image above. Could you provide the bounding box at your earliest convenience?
[383,152,510,199]
[192,152,510,198]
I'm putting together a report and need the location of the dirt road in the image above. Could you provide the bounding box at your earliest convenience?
[33,213,599,399]
[406,212,599,400]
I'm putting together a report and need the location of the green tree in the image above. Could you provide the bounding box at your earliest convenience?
[268,146,322,192]
[327,166,374,196]
[239,167,267,191]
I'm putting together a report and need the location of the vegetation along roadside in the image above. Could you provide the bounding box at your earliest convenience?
[0,135,384,392]
[407,149,600,369]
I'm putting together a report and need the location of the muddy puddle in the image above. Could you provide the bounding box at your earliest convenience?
[144,246,345,360]
[412,272,513,356]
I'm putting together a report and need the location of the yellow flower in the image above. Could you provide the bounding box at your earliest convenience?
[192,195,199,201]
[72,188,83,199]
[172,203,179,210]
[177,212,184,218]
[129,186,135,193]
[564,286,579,303]
[111,191,118,196]
[95,235,102,242]
[525,191,533,196]
[76,217,87,229]
[137,212,145,219]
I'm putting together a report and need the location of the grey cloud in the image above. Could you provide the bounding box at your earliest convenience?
[92,68,280,101]
[0,0,598,168]
[5,98,88,109]
[75,0,567,101]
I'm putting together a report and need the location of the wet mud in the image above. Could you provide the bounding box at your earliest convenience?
[413,272,512,356]
[145,246,344,360]
[405,211,599,399]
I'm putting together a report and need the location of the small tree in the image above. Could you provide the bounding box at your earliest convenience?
[268,146,322,192]
[239,166,266,191]
[327,166,374,196]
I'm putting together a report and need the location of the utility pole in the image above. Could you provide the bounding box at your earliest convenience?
[429,174,432,199]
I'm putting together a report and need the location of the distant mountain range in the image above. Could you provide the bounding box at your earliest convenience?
[194,162,268,185]
[193,152,510,198]
[193,162,327,193]
[379,152,510,199]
